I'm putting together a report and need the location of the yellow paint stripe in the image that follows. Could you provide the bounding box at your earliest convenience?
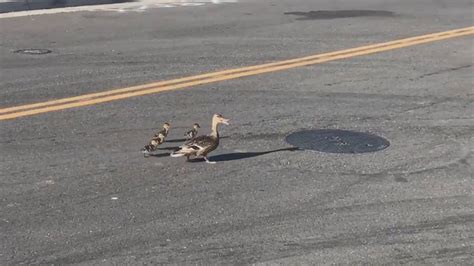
[1,26,473,120]
[2,26,471,115]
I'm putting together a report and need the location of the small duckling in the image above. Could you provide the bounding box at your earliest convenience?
[142,122,170,154]
[154,122,170,139]
[184,123,200,140]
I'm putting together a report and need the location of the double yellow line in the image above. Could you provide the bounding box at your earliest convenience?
[1,26,473,121]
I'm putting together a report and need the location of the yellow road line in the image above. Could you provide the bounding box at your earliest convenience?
[1,26,473,121]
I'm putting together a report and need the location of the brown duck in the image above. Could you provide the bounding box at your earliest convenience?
[171,114,229,164]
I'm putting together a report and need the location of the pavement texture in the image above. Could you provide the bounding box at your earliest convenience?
[0,0,127,13]
[0,0,473,264]
[0,0,238,15]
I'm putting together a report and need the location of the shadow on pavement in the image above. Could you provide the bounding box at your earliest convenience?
[165,138,187,143]
[187,147,300,163]
[147,152,170,158]
[156,146,180,151]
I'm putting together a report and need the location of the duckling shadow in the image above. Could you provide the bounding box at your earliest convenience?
[156,146,180,151]
[165,138,187,143]
[147,152,171,158]
[188,147,300,163]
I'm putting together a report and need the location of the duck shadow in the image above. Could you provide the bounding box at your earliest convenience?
[188,147,300,163]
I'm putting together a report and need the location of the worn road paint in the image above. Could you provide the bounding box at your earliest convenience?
[0,0,238,18]
[1,26,473,121]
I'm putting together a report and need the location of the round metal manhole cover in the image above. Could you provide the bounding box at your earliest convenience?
[14,49,52,55]
[285,129,390,154]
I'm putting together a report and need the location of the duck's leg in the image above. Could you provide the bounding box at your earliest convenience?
[142,145,151,157]
[203,156,216,164]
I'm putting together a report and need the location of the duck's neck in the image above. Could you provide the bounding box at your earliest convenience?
[210,121,219,138]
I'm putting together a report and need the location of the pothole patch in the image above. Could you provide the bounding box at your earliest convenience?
[285,129,390,154]
[284,10,395,20]
[14,49,52,55]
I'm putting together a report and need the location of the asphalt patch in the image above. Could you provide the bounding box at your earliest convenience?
[284,10,395,20]
[14,49,52,55]
[285,129,390,154]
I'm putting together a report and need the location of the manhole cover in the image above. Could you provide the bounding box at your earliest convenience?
[285,129,390,154]
[14,49,52,55]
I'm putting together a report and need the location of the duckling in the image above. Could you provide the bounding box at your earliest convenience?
[154,122,171,139]
[142,122,170,154]
[184,123,200,140]
[171,114,229,164]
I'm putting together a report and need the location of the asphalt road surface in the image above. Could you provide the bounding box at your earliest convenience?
[1,0,473,264]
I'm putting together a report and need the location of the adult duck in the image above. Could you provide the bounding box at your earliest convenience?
[171,114,229,164]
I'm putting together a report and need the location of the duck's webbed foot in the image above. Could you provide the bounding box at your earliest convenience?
[204,156,216,164]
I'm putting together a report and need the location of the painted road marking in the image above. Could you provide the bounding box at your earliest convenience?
[1,26,473,121]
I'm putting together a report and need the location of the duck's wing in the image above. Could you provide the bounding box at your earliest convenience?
[172,135,211,155]
[155,129,168,137]
[182,135,214,149]
[150,132,165,145]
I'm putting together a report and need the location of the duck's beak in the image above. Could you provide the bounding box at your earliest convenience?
[222,118,230,125]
